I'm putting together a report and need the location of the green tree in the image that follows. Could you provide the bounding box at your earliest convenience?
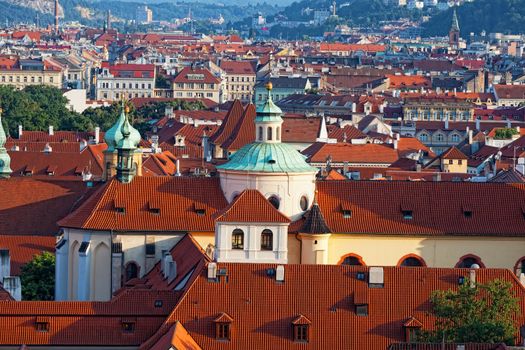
[418,278,520,345]
[20,252,55,301]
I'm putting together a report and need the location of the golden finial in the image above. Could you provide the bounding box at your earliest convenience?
[125,105,130,114]
[265,82,273,91]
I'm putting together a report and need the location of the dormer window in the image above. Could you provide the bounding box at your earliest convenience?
[342,210,352,219]
[214,313,233,341]
[35,317,50,332]
[354,289,369,316]
[121,318,136,333]
[463,205,472,218]
[402,210,413,220]
[292,315,311,343]
[194,203,206,216]
[116,207,125,214]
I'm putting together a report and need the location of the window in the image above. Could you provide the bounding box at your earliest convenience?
[217,323,230,340]
[258,126,263,141]
[355,304,368,316]
[267,127,272,141]
[452,134,460,142]
[341,255,364,266]
[456,255,483,268]
[300,196,309,211]
[268,196,280,210]
[436,134,444,142]
[294,325,309,342]
[399,256,424,267]
[232,229,244,250]
[125,262,139,281]
[261,230,273,251]
[402,210,413,220]
[515,258,525,276]
[419,133,428,142]
[342,210,352,218]
[458,160,463,165]
[36,321,49,332]
[122,322,135,333]
[449,159,453,164]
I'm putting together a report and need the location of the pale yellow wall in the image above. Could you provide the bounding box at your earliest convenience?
[0,70,62,89]
[328,234,525,270]
[441,158,467,173]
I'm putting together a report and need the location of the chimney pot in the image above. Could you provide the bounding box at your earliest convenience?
[48,125,54,136]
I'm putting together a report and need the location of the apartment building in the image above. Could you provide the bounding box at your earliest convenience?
[219,60,256,103]
[172,67,221,103]
[95,63,155,101]
[0,57,62,89]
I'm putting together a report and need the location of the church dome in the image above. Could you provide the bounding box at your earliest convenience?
[217,142,317,173]
[104,108,126,152]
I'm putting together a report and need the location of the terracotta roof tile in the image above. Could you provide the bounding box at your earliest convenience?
[215,190,290,223]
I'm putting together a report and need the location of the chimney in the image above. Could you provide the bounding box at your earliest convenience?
[433,173,441,182]
[48,125,54,136]
[162,252,173,279]
[165,106,174,118]
[43,143,52,153]
[208,262,217,280]
[0,249,10,282]
[468,130,473,145]
[469,268,477,288]
[351,102,357,113]
[18,125,23,138]
[517,126,521,134]
[276,265,285,282]
[475,118,480,131]
[3,276,21,301]
[94,127,100,144]
[416,164,422,172]
[507,120,512,128]
[175,159,181,176]
[444,117,449,130]
[393,139,398,150]
[368,267,384,287]
[167,261,177,283]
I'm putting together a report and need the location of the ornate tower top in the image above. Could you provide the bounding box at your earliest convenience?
[451,8,460,32]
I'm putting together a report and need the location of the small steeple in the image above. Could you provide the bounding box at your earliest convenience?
[104,101,127,152]
[0,108,12,178]
[451,8,460,32]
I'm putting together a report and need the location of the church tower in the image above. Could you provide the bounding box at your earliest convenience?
[449,8,460,48]
[0,108,12,179]
[103,104,142,181]
[217,83,318,221]
[116,109,141,183]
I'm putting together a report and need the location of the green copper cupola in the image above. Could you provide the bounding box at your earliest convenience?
[104,103,127,152]
[0,108,12,178]
[255,82,283,143]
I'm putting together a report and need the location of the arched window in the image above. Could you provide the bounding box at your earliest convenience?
[276,127,281,141]
[398,255,426,267]
[268,195,280,210]
[455,254,484,268]
[258,126,263,141]
[261,229,273,251]
[300,196,309,211]
[515,258,525,276]
[338,254,365,266]
[267,127,273,141]
[232,229,244,250]
[125,262,139,281]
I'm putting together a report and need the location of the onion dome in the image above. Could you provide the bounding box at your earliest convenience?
[117,109,141,150]
[104,106,126,152]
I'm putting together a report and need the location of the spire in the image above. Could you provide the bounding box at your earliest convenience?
[316,115,328,142]
[0,108,12,178]
[451,8,460,32]
[116,105,141,183]
[300,202,331,234]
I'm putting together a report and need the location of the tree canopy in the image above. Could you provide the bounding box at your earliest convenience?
[418,278,520,345]
[20,252,55,301]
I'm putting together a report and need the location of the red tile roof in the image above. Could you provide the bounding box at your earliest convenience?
[316,181,525,236]
[0,178,99,236]
[303,142,399,164]
[214,190,290,223]
[143,264,525,350]
[210,100,245,147]
[441,146,468,160]
[219,60,256,75]
[494,84,525,100]
[0,236,55,275]
[221,104,256,151]
[173,67,220,85]
[58,177,228,232]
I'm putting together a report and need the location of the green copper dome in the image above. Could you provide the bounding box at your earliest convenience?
[104,108,126,152]
[256,82,283,123]
[117,111,141,150]
[0,113,12,178]
[217,142,317,173]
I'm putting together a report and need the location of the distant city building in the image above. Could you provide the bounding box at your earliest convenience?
[172,67,221,103]
[0,57,62,89]
[95,63,155,101]
[136,5,153,24]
